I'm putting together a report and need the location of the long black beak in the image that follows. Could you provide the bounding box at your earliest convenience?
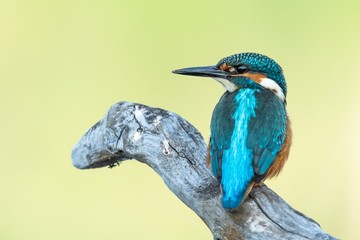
[172,65,229,78]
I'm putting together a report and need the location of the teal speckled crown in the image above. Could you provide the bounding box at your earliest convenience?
[216,52,287,96]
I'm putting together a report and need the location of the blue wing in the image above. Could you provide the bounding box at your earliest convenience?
[209,91,237,180]
[247,90,287,181]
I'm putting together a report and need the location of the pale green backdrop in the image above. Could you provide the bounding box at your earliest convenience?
[1,0,359,239]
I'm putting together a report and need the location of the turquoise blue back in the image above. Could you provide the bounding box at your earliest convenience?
[210,88,286,209]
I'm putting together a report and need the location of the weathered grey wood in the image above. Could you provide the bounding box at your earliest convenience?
[72,102,336,240]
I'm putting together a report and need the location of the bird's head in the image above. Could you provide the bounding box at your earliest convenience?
[173,52,287,101]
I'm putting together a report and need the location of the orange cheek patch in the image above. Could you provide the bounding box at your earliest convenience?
[218,65,267,85]
[219,64,231,71]
[238,72,267,84]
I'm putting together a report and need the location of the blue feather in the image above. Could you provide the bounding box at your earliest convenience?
[211,89,256,209]
[247,90,286,180]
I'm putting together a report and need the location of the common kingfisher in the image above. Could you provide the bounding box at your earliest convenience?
[173,52,292,210]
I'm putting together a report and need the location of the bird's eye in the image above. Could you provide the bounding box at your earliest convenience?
[236,65,248,74]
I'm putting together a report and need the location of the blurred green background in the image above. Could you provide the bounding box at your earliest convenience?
[1,0,359,239]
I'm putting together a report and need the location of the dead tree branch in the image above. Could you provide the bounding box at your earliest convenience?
[72,102,336,240]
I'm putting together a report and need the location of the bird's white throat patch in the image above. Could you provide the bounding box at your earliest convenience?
[213,78,239,92]
[259,78,285,101]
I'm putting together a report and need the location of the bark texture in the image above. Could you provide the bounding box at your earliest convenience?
[72,102,336,240]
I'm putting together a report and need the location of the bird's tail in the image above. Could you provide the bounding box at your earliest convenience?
[221,181,254,210]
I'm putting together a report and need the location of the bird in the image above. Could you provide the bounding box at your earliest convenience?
[173,52,292,210]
